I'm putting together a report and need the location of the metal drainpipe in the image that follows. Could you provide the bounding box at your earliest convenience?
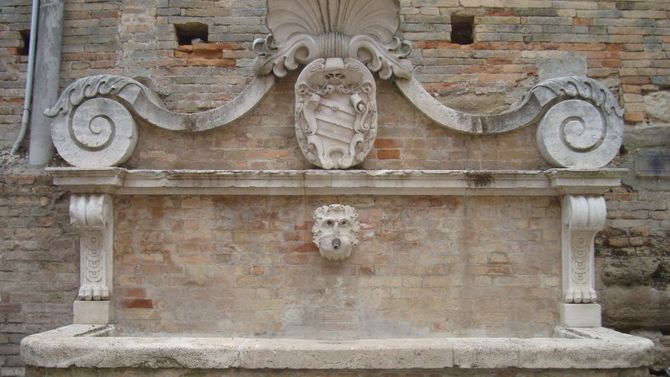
[10,0,40,156]
[28,0,64,167]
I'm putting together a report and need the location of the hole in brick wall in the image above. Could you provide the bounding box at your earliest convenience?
[451,15,474,45]
[174,22,208,45]
[19,30,30,56]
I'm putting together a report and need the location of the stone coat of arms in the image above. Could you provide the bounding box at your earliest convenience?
[295,58,378,169]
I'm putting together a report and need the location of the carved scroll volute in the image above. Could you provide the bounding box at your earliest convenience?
[47,75,141,168]
[561,196,606,304]
[535,78,624,169]
[70,195,113,301]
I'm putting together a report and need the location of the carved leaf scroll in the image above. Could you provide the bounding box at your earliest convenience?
[395,75,624,169]
[46,74,275,168]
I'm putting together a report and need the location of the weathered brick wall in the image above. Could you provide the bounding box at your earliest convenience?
[129,78,547,170]
[113,195,560,338]
[596,126,670,371]
[0,160,78,377]
[1,0,669,375]
[0,1,31,151]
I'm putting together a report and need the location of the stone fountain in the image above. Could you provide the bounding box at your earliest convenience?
[21,0,652,376]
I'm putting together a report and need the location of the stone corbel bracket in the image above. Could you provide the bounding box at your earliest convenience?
[70,194,114,324]
[70,194,113,300]
[560,195,606,327]
[45,74,275,168]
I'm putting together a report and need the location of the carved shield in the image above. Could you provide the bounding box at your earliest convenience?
[295,58,378,169]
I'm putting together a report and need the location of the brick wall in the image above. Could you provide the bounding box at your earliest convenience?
[1,0,669,375]
[128,78,548,170]
[0,162,78,377]
[113,195,560,338]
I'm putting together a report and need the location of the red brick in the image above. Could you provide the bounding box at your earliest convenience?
[487,8,515,16]
[624,112,646,123]
[573,17,591,26]
[377,150,400,160]
[294,242,318,253]
[123,288,146,298]
[0,303,21,313]
[374,139,401,148]
[122,299,153,309]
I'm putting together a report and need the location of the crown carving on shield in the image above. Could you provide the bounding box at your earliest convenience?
[253,0,413,80]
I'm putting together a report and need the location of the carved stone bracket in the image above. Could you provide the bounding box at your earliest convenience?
[561,195,605,305]
[70,194,113,302]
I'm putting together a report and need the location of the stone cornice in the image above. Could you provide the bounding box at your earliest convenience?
[47,168,625,196]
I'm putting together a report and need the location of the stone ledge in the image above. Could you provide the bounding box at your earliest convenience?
[21,325,653,370]
[46,168,625,196]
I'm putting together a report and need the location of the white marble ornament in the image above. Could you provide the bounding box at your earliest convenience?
[296,58,378,169]
[254,0,412,79]
[70,194,113,301]
[312,204,360,261]
[561,195,606,304]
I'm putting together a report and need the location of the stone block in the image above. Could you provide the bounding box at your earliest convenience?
[560,303,602,327]
[73,301,112,325]
[538,53,587,80]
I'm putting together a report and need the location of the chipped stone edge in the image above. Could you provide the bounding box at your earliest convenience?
[45,168,626,196]
[20,325,654,370]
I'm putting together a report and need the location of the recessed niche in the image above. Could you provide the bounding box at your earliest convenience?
[19,30,30,56]
[174,22,209,45]
[451,15,474,45]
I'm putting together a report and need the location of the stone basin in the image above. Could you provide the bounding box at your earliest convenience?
[21,324,653,374]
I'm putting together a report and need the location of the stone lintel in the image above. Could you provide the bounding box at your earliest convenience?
[47,168,625,197]
[21,325,654,370]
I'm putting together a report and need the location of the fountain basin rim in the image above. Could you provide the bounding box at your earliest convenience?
[21,325,653,370]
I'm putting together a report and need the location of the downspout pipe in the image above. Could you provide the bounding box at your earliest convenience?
[28,0,64,167]
[10,0,40,156]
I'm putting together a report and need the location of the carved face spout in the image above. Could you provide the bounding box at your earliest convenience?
[312,204,360,261]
